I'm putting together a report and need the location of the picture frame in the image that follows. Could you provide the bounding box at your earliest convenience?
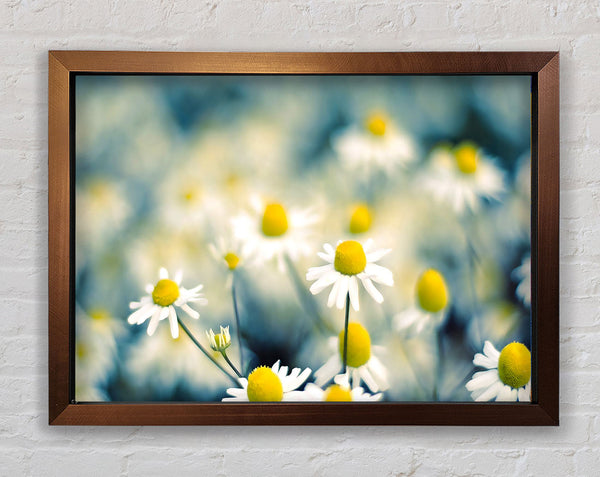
[48,51,559,425]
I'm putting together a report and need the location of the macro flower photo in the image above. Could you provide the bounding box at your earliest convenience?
[75,74,532,403]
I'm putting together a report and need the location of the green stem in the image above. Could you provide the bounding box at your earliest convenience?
[221,350,243,378]
[177,317,238,385]
[231,274,245,374]
[343,292,350,374]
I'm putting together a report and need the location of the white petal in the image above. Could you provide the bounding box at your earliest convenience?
[181,303,200,319]
[518,383,531,402]
[366,356,389,391]
[496,385,518,402]
[309,270,340,295]
[473,353,498,369]
[278,365,289,379]
[127,304,155,325]
[317,252,334,263]
[466,369,499,391]
[271,360,281,374]
[147,308,162,336]
[358,367,380,393]
[474,380,504,402]
[174,270,183,285]
[483,341,501,361]
[323,243,335,256]
[348,276,360,311]
[315,355,341,386]
[336,275,350,309]
[307,264,334,281]
[364,263,394,286]
[327,277,341,308]
[159,268,168,279]
[366,248,391,262]
[168,306,179,339]
[145,284,154,294]
[283,367,311,392]
[360,276,383,303]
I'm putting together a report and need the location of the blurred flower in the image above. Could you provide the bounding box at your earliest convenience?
[307,239,393,311]
[466,341,531,402]
[300,373,382,402]
[422,142,504,214]
[223,360,311,402]
[231,195,318,272]
[513,255,531,307]
[394,268,450,336]
[127,267,207,339]
[75,307,125,401]
[315,323,389,393]
[206,325,232,352]
[348,203,373,235]
[333,112,416,173]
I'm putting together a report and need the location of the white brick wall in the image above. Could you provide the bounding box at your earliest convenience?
[0,1,598,475]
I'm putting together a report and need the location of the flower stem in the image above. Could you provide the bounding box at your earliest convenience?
[177,317,238,385]
[342,292,350,374]
[231,274,245,374]
[220,350,243,378]
[432,328,444,401]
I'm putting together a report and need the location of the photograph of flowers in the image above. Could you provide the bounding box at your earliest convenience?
[74,73,532,404]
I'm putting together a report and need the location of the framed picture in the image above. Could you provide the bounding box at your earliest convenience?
[48,51,559,425]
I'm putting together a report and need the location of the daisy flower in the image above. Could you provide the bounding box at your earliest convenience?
[206,325,232,352]
[348,203,373,235]
[222,360,312,402]
[315,322,389,393]
[306,239,393,311]
[394,268,450,336]
[466,340,531,402]
[512,255,531,307]
[422,142,504,214]
[301,373,382,402]
[231,195,318,272]
[332,112,416,173]
[127,267,207,339]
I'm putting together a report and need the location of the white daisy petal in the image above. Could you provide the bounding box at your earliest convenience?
[466,369,499,391]
[475,380,504,402]
[496,385,518,402]
[358,366,380,393]
[323,243,335,256]
[336,275,350,309]
[168,306,179,339]
[307,264,334,281]
[145,284,154,294]
[473,353,498,369]
[483,341,500,361]
[146,308,162,336]
[159,268,168,279]
[360,276,384,303]
[327,277,341,308]
[127,304,155,325]
[310,270,340,295]
[364,263,394,286]
[366,248,391,262]
[181,303,200,319]
[518,383,531,402]
[315,354,341,386]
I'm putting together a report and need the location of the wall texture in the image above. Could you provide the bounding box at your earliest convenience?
[1,1,599,475]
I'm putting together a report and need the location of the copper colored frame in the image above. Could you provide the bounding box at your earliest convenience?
[48,51,559,425]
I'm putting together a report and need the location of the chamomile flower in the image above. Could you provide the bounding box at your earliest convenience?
[206,326,232,352]
[422,142,504,214]
[222,360,311,402]
[513,255,531,307]
[466,341,531,402]
[333,112,416,173]
[301,373,382,402]
[231,195,318,272]
[127,267,207,339]
[348,203,374,235]
[307,239,393,311]
[394,269,450,336]
[315,323,389,393]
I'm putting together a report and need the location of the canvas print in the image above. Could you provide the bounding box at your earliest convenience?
[75,74,532,403]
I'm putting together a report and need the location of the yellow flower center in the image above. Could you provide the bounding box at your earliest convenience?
[498,342,531,389]
[324,384,352,402]
[454,142,478,174]
[416,269,449,313]
[224,252,240,270]
[152,279,180,307]
[365,113,387,136]
[334,241,367,276]
[261,203,289,237]
[338,322,371,368]
[246,366,284,402]
[349,204,373,234]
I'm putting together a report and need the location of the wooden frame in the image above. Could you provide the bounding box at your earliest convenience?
[49,51,559,425]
